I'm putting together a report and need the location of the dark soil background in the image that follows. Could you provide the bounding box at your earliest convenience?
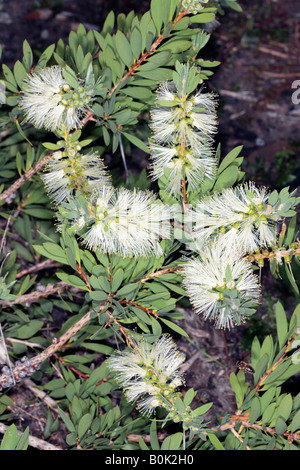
[0,0,299,449]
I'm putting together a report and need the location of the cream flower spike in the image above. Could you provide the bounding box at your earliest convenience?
[193,182,277,253]
[181,244,260,329]
[19,66,94,132]
[149,78,218,197]
[82,186,172,258]
[107,336,185,416]
[41,150,111,205]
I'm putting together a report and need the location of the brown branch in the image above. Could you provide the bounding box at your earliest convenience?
[255,336,296,393]
[16,259,59,279]
[140,266,182,284]
[0,151,54,203]
[248,247,300,261]
[119,299,159,317]
[0,281,70,308]
[108,10,188,97]
[0,303,107,389]
[219,415,300,443]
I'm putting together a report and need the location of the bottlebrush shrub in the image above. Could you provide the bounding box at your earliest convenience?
[0,0,299,451]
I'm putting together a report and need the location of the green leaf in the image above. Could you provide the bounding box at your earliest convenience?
[13,60,27,88]
[121,131,150,154]
[159,39,192,53]
[276,301,288,349]
[249,396,261,423]
[130,28,142,60]
[251,336,261,369]
[116,282,139,298]
[115,31,133,68]
[149,419,160,450]
[275,416,287,435]
[218,145,243,174]
[290,409,300,433]
[277,394,293,422]
[284,260,299,295]
[15,427,29,450]
[56,273,90,291]
[150,0,162,32]
[22,40,33,72]
[190,13,216,24]
[2,64,18,92]
[39,242,67,263]
[183,388,195,407]
[0,424,28,450]
[121,86,152,100]
[57,408,76,433]
[285,215,297,246]
[16,320,44,339]
[262,402,276,424]
[139,436,149,450]
[161,432,182,450]
[111,268,124,292]
[36,43,55,68]
[253,353,269,385]
[213,165,239,192]
[159,318,189,337]
[78,413,92,440]
[206,431,225,450]
[230,373,243,408]
[260,387,276,414]
[193,402,213,416]
[102,11,115,36]
[23,208,54,219]
[137,67,173,81]
[0,424,19,450]
[42,142,63,150]
[62,66,79,89]
[89,290,108,301]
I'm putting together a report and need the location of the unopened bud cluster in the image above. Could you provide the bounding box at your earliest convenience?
[0,356,40,390]
[182,0,209,14]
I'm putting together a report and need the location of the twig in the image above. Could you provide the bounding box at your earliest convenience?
[22,377,60,412]
[255,336,296,393]
[0,152,54,203]
[16,259,59,279]
[0,303,108,389]
[140,266,182,283]
[0,281,70,307]
[108,10,188,97]
[230,427,251,450]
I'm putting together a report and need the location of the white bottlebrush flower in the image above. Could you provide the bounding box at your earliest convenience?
[107,336,185,415]
[82,186,172,257]
[19,66,94,132]
[155,81,177,102]
[41,151,111,204]
[181,245,260,329]
[148,80,218,197]
[193,182,277,253]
